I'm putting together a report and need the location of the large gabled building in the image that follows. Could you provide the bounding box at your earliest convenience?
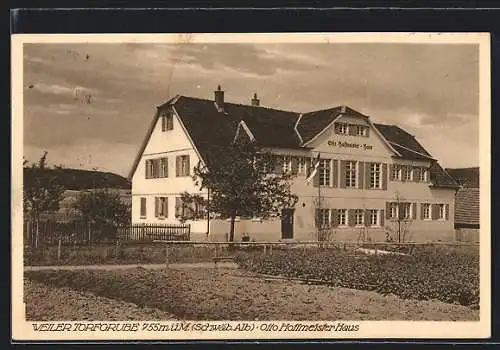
[129,86,459,242]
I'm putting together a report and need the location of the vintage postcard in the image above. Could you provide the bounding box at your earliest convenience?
[11,32,491,341]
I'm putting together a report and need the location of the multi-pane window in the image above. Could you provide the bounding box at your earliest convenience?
[155,197,168,218]
[354,209,364,226]
[282,156,292,173]
[419,168,428,182]
[319,159,331,186]
[317,209,330,228]
[159,158,168,178]
[150,159,160,178]
[370,163,382,189]
[392,165,401,181]
[140,197,147,218]
[356,125,368,137]
[337,123,349,134]
[402,203,412,219]
[297,157,306,174]
[438,204,446,219]
[369,210,379,226]
[145,160,153,179]
[422,203,431,220]
[345,161,357,188]
[404,166,413,181]
[389,202,399,219]
[162,112,174,132]
[338,209,348,226]
[176,155,190,177]
[146,158,168,179]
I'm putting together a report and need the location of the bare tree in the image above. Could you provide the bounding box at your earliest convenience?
[313,198,335,242]
[385,191,414,243]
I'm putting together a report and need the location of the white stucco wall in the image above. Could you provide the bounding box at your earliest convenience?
[131,109,207,234]
[131,108,456,242]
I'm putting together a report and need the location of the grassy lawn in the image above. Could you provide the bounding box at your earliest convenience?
[24,267,478,321]
[24,243,219,266]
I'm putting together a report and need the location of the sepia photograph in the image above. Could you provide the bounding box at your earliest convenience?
[11,33,491,340]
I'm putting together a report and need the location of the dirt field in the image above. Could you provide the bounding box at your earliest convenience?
[24,267,479,321]
[24,280,177,321]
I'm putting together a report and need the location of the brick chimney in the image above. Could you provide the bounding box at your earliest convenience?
[214,85,224,111]
[251,93,260,107]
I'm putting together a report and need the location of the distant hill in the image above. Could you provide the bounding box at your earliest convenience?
[446,167,479,188]
[23,167,131,191]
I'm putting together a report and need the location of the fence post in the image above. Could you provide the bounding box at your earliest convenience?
[87,221,91,246]
[165,244,169,269]
[115,239,120,258]
[263,244,267,255]
[57,238,62,261]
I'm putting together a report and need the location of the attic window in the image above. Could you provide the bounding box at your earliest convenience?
[356,125,368,137]
[161,110,174,132]
[336,123,349,135]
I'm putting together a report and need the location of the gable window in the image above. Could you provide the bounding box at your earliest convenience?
[140,197,147,218]
[345,161,357,188]
[162,111,174,132]
[419,168,428,182]
[160,157,168,178]
[155,197,168,218]
[151,159,160,178]
[369,209,380,226]
[316,208,330,228]
[356,125,368,137]
[422,203,431,220]
[319,159,331,186]
[282,155,292,173]
[389,202,398,219]
[354,209,364,226]
[297,157,306,174]
[392,165,402,181]
[338,209,348,226]
[176,155,190,177]
[370,163,382,189]
[336,123,349,135]
[404,166,413,181]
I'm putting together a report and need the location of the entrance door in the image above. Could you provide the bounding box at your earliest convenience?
[281,209,294,239]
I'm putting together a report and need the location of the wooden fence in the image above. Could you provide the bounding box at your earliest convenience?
[117,223,190,242]
[24,220,190,247]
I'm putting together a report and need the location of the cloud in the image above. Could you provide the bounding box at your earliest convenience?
[22,42,480,173]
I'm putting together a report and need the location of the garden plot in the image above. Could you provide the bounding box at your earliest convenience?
[24,267,478,321]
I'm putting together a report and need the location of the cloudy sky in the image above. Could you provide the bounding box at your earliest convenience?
[23,42,479,177]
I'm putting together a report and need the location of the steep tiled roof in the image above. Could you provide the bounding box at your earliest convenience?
[297,107,342,143]
[429,162,461,189]
[454,188,480,225]
[446,167,480,188]
[172,96,301,155]
[373,124,433,161]
[129,93,456,189]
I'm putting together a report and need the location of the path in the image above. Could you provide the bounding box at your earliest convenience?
[24,262,238,271]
